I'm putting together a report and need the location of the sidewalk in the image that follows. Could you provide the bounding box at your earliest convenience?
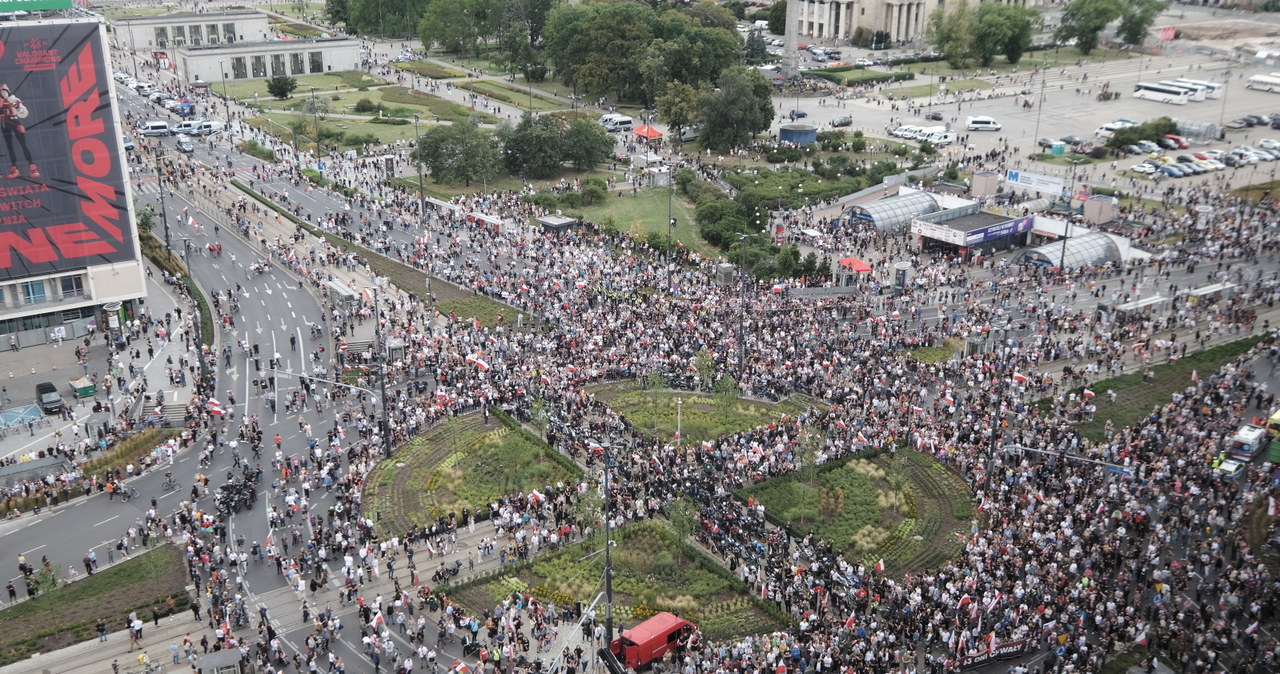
[0,265,197,464]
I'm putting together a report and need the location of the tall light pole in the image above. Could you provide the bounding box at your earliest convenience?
[218,60,231,121]
[373,286,392,458]
[154,153,171,251]
[412,113,426,221]
[736,233,751,382]
[666,158,675,294]
[1031,57,1048,153]
[599,440,615,644]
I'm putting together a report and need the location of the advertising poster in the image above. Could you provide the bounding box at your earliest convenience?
[0,21,134,281]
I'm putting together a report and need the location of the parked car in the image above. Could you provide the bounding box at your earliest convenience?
[1163,134,1189,149]
[1260,138,1280,150]
[1246,115,1269,127]
[788,109,808,120]
[1136,140,1161,153]
[176,135,195,153]
[1037,137,1058,148]
[1130,163,1157,174]
[1227,118,1253,129]
[924,111,943,121]
[1121,145,1143,155]
[1158,165,1185,178]
[832,116,853,127]
[1060,135,1085,146]
[36,382,64,414]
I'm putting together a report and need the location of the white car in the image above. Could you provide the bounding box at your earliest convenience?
[1260,138,1280,150]
[1206,159,1227,170]
[855,58,874,66]
[1203,149,1225,159]
[1130,163,1157,174]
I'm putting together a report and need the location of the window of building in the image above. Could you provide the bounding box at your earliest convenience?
[154,27,168,47]
[207,24,220,43]
[224,23,236,43]
[309,51,323,74]
[189,25,203,45]
[21,280,45,305]
[0,286,6,308]
[232,57,248,79]
[59,275,84,297]
[290,53,305,75]
[173,26,186,47]
[252,55,267,78]
[271,54,286,77]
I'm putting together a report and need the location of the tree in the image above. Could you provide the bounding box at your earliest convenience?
[266,75,298,99]
[744,30,769,64]
[768,0,786,35]
[926,1,975,69]
[971,3,1015,67]
[1055,0,1124,56]
[497,113,564,179]
[1002,6,1040,65]
[562,119,613,171]
[683,3,738,31]
[418,0,502,57]
[697,65,774,152]
[346,0,421,37]
[543,2,657,99]
[413,119,501,186]
[325,0,349,26]
[298,95,330,120]
[656,81,699,144]
[1118,0,1168,46]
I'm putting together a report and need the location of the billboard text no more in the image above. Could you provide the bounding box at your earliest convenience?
[0,21,135,281]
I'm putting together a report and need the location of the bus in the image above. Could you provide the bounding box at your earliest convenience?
[1158,80,1207,102]
[1173,78,1223,99]
[1133,82,1190,104]
[1247,74,1280,93]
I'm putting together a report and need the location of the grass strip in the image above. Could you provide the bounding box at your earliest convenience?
[0,545,190,666]
[230,180,528,329]
[394,61,468,79]
[1054,335,1265,441]
[455,80,565,112]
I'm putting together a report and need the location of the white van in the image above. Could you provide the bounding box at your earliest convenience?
[925,131,957,146]
[172,119,203,135]
[1228,424,1268,460]
[135,82,157,95]
[599,114,634,132]
[891,125,923,139]
[965,116,1001,131]
[679,127,699,142]
[139,119,171,136]
[194,120,224,136]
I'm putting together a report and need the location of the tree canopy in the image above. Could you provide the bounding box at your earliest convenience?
[697,65,775,153]
[412,118,501,186]
[1055,0,1123,56]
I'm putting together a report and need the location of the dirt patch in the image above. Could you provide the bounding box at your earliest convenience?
[1176,20,1280,42]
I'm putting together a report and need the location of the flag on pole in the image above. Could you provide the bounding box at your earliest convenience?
[1269,497,1278,517]
[875,558,885,573]
[1012,371,1029,383]
[1191,369,1199,382]
[1083,389,1096,398]
[844,607,857,629]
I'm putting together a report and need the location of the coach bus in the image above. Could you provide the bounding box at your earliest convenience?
[1157,81,1207,102]
[1173,78,1223,99]
[1133,82,1190,104]
[1247,74,1280,93]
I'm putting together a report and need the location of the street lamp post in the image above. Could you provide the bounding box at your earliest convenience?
[218,59,231,121]
[412,113,426,222]
[154,153,171,251]
[373,286,393,458]
[600,440,616,644]
[736,233,752,382]
[667,159,675,294]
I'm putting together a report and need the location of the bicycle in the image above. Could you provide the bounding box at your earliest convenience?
[119,486,139,503]
[162,477,178,492]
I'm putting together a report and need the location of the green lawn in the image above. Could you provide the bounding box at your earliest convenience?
[395,61,469,80]
[1232,177,1280,202]
[101,7,169,20]
[1059,335,1265,442]
[897,47,1128,77]
[741,450,970,572]
[364,411,576,531]
[891,78,993,99]
[452,521,787,641]
[434,294,530,331]
[456,80,566,112]
[568,187,707,255]
[1030,153,1097,166]
[257,111,424,146]
[429,53,503,76]
[271,19,326,38]
[596,384,814,444]
[253,87,498,125]
[0,545,190,666]
[258,2,327,20]
[815,68,915,86]
[221,70,388,100]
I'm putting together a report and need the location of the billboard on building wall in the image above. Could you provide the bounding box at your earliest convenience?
[0,0,73,11]
[0,21,135,281]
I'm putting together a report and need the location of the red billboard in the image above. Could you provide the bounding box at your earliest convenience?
[0,21,134,281]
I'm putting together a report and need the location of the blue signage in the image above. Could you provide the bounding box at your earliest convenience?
[965,216,1034,246]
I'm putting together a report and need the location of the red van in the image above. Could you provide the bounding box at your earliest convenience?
[610,613,696,669]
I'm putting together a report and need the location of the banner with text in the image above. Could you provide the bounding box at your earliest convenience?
[945,638,1031,671]
[1005,170,1065,197]
[0,21,134,281]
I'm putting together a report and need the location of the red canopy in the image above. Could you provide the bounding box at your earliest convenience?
[632,125,663,140]
[839,257,873,273]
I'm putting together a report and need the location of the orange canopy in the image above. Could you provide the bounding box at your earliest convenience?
[839,257,873,273]
[632,125,663,140]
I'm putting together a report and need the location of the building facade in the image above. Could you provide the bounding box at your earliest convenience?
[175,38,362,84]
[110,11,272,50]
[792,0,1042,43]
